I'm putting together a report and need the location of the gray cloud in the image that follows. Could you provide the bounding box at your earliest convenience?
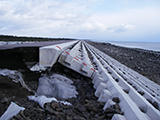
[0,0,159,42]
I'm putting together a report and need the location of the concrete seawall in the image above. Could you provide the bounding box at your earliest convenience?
[1,40,160,120]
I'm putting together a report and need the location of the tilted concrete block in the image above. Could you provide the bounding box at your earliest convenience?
[40,41,78,67]
[98,89,112,102]
[81,64,90,73]
[92,73,100,84]
[65,55,74,65]
[58,52,67,63]
[93,76,106,89]
[40,48,59,67]
[95,82,107,97]
[81,65,94,77]
[69,59,82,72]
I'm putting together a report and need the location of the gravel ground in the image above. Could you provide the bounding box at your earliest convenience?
[0,41,160,120]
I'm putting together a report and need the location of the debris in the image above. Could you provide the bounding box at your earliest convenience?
[0,102,25,120]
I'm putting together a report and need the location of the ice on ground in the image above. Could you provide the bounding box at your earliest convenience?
[28,95,72,108]
[30,63,47,72]
[0,102,25,120]
[59,101,72,106]
[0,69,32,92]
[36,73,78,100]
[28,95,57,108]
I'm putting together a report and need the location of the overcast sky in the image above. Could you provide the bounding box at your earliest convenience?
[0,0,160,42]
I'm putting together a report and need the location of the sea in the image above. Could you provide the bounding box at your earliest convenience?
[109,42,160,52]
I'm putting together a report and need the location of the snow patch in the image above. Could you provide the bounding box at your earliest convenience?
[36,73,78,100]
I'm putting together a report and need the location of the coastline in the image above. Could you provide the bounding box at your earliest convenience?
[110,41,160,52]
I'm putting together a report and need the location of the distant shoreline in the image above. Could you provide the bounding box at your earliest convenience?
[110,41,160,52]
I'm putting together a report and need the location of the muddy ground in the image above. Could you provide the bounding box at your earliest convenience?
[0,41,160,119]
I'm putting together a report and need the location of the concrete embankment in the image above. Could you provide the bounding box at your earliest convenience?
[0,40,160,120]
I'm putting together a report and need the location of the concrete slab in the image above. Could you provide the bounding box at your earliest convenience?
[39,41,78,67]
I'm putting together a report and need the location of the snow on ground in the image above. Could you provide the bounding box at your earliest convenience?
[0,41,35,45]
